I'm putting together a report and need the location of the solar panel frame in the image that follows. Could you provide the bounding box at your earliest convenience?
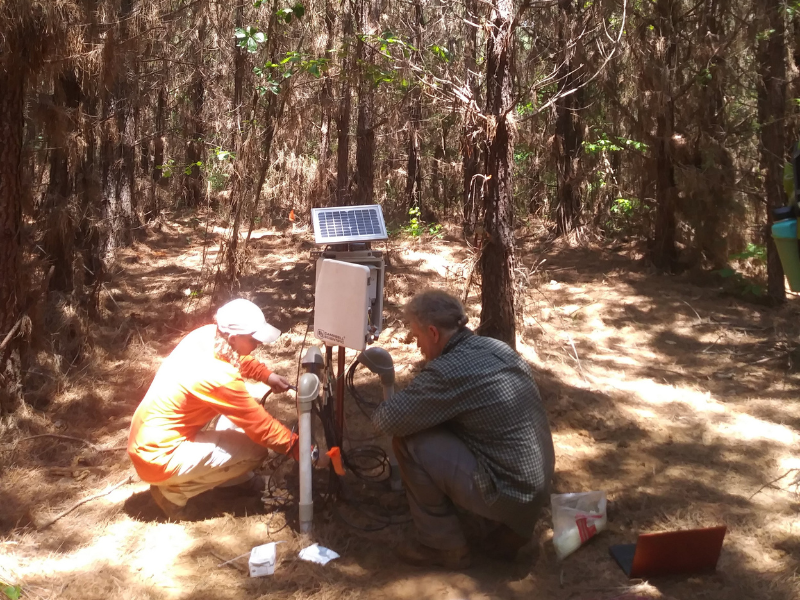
[311,205,388,244]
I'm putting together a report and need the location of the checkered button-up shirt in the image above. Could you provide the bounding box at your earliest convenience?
[372,328,555,505]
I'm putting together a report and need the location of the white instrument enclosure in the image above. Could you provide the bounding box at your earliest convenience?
[314,259,372,351]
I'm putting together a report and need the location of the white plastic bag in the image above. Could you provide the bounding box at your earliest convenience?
[551,491,608,560]
[249,542,279,577]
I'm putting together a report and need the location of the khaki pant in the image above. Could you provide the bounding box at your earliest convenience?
[154,416,269,507]
[393,427,545,550]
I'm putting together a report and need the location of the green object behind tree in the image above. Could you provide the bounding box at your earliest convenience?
[772,219,800,291]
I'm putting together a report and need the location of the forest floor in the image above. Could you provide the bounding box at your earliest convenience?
[1,214,800,600]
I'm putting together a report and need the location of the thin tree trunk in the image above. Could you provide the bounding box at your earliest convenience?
[233,0,246,132]
[757,0,787,302]
[650,0,679,270]
[42,71,81,293]
[147,82,166,220]
[183,14,206,208]
[355,0,376,206]
[462,0,481,232]
[0,66,25,415]
[554,0,584,237]
[480,0,517,349]
[315,0,336,207]
[693,0,732,268]
[406,0,424,213]
[336,8,354,206]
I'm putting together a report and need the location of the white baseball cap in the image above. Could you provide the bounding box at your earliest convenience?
[215,299,281,344]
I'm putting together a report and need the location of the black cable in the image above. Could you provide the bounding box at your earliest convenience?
[346,359,380,419]
[261,337,410,531]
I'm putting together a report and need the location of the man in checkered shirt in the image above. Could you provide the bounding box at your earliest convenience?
[372,290,555,569]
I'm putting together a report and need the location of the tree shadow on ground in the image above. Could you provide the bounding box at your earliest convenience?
[123,487,268,524]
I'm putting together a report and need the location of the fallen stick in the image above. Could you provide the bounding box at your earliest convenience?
[749,469,799,500]
[37,475,133,530]
[211,551,249,573]
[216,551,251,568]
[0,317,25,354]
[16,434,96,448]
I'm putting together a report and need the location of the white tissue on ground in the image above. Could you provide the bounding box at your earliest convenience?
[298,543,340,565]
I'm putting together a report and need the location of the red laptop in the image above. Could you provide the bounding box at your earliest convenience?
[609,525,727,578]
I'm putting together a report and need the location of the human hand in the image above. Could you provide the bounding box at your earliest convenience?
[267,373,291,393]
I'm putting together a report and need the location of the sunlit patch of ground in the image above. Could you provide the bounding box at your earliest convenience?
[1,220,799,599]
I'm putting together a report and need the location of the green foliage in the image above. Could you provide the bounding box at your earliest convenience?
[729,243,766,264]
[254,52,329,95]
[714,267,764,297]
[713,244,767,298]
[697,68,713,85]
[400,207,443,238]
[429,44,451,62]
[155,158,176,178]
[235,26,266,53]
[214,147,235,162]
[277,3,305,23]
[364,31,417,60]
[516,101,536,117]
[787,1,800,18]
[583,133,647,155]
[514,147,534,163]
[1,584,21,600]
[184,161,202,176]
[756,28,776,42]
[605,197,650,236]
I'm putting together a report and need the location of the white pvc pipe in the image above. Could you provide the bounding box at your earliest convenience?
[298,408,313,533]
[297,372,319,534]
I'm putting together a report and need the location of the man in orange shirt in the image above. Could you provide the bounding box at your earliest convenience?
[128,299,298,519]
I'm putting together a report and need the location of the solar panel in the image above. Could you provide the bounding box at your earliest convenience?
[311,205,388,244]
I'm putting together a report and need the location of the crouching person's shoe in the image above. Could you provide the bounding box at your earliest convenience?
[396,540,471,570]
[483,523,530,562]
[150,485,187,521]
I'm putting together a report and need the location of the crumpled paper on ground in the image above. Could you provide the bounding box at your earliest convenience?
[298,543,340,565]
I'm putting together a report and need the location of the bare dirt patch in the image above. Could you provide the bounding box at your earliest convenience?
[2,220,799,600]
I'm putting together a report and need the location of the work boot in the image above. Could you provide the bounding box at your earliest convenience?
[150,485,186,521]
[483,524,530,562]
[231,473,269,496]
[396,540,471,570]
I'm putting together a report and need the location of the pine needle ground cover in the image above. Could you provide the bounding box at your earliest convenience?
[1,218,798,600]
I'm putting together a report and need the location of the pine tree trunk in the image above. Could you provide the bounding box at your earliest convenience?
[147,83,166,220]
[42,71,81,293]
[554,0,583,237]
[694,0,732,268]
[650,0,679,270]
[355,0,376,206]
[462,0,481,232]
[406,0,424,213]
[336,9,354,206]
[0,66,25,415]
[757,0,787,302]
[480,0,517,349]
[315,0,336,207]
[183,15,206,208]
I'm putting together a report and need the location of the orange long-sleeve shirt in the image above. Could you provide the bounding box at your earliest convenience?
[127,324,295,483]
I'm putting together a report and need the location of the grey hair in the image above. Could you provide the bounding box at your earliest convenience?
[403,290,468,332]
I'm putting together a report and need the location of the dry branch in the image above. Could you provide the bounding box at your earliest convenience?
[17,434,95,447]
[36,475,133,530]
[0,317,25,354]
[749,469,800,500]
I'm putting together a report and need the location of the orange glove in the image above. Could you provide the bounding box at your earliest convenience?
[326,447,346,476]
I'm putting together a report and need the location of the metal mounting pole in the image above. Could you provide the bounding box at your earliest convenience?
[336,346,345,445]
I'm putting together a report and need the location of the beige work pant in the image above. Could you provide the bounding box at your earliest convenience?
[154,416,269,507]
